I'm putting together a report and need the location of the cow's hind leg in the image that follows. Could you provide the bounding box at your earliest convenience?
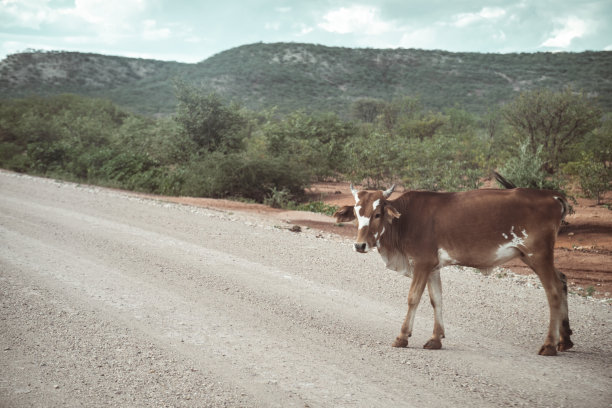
[392,262,432,348]
[556,270,573,352]
[423,269,445,350]
[523,252,565,356]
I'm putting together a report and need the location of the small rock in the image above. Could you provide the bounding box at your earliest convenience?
[289,225,301,233]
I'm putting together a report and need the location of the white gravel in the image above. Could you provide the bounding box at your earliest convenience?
[1,170,611,407]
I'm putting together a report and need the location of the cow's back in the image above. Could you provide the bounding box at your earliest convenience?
[387,188,566,268]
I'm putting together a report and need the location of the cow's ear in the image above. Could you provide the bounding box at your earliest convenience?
[334,205,356,222]
[384,204,401,223]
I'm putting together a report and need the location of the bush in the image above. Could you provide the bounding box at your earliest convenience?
[401,134,484,191]
[503,88,601,172]
[294,201,339,216]
[563,152,610,204]
[264,187,294,208]
[0,142,30,172]
[498,140,562,190]
[173,82,247,153]
[179,152,309,202]
[262,110,355,181]
[343,129,403,188]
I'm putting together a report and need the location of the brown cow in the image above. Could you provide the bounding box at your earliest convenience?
[334,184,573,356]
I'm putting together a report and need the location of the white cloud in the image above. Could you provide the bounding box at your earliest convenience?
[0,0,148,38]
[70,0,146,25]
[265,22,280,31]
[0,0,56,29]
[493,30,506,41]
[399,27,438,49]
[142,19,171,41]
[294,23,313,36]
[541,16,588,48]
[452,7,506,28]
[318,5,392,35]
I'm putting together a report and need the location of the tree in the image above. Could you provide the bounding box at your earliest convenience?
[563,152,610,204]
[350,98,387,123]
[174,81,246,153]
[503,88,601,172]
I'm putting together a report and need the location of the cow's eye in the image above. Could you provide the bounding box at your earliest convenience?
[374,213,381,219]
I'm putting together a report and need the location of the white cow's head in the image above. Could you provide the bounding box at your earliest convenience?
[333,184,400,253]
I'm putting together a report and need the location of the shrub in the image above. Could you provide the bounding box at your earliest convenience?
[0,142,30,172]
[179,152,309,202]
[563,152,610,204]
[498,140,562,191]
[294,201,339,216]
[343,129,403,188]
[401,134,484,191]
[503,88,601,172]
[264,187,294,208]
[173,82,247,153]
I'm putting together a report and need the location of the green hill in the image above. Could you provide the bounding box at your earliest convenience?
[1,43,611,116]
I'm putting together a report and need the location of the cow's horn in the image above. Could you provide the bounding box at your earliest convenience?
[383,184,395,198]
[350,183,359,202]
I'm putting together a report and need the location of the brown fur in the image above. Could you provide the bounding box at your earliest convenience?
[334,187,572,355]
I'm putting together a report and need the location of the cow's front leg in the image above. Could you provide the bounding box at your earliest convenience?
[423,269,444,349]
[393,265,431,348]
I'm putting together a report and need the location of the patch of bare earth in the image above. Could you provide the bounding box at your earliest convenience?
[146,183,612,300]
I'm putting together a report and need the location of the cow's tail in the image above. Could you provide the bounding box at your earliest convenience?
[493,171,516,189]
[554,195,570,221]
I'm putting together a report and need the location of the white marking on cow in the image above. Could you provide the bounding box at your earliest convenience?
[502,233,508,239]
[437,248,457,268]
[374,227,386,248]
[495,226,529,262]
[372,199,380,211]
[355,205,370,230]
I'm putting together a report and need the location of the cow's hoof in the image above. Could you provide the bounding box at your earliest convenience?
[538,344,557,356]
[557,339,574,352]
[423,339,442,350]
[392,337,408,348]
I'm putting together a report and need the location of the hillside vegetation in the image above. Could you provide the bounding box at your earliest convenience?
[1,43,610,206]
[1,88,609,205]
[1,43,611,116]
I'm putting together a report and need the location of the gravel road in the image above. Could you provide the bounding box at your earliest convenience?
[1,171,611,407]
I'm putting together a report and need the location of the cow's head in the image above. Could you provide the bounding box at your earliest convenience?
[333,184,400,253]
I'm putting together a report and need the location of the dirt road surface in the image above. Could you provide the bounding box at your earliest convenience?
[1,171,611,407]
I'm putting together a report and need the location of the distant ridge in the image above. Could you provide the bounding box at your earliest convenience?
[1,43,611,116]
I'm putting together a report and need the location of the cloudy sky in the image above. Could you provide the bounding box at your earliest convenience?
[1,0,611,63]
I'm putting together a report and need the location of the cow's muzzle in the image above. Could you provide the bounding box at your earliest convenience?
[354,242,367,253]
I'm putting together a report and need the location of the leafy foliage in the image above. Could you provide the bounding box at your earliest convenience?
[503,88,601,172]
[0,85,609,208]
[293,201,339,216]
[563,152,610,204]
[261,110,355,181]
[174,81,246,153]
[498,141,562,191]
[2,45,612,117]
